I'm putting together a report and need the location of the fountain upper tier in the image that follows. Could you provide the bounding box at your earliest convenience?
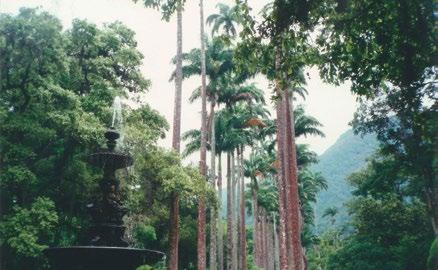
[88,128,133,170]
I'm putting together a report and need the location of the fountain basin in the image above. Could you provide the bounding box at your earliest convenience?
[88,151,133,170]
[44,246,165,270]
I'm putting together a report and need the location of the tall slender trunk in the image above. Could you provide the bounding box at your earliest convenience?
[259,210,265,269]
[197,0,207,269]
[263,211,269,270]
[210,196,218,270]
[236,149,241,270]
[273,213,280,270]
[226,152,234,270]
[251,184,259,267]
[169,3,183,270]
[280,88,295,269]
[268,220,275,270]
[284,91,304,270]
[231,152,238,270]
[275,98,288,270]
[209,101,217,270]
[239,146,247,270]
[169,192,180,270]
[275,47,305,270]
[198,197,207,270]
[218,153,224,270]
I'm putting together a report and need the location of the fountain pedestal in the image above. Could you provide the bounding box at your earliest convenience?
[44,128,164,270]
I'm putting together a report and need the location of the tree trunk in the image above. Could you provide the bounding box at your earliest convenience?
[231,152,238,270]
[284,90,304,270]
[198,0,207,268]
[251,185,259,267]
[218,153,224,270]
[169,192,180,270]
[210,206,218,270]
[275,47,304,270]
[279,89,295,269]
[209,100,217,270]
[273,214,280,270]
[239,146,247,270]
[198,197,207,270]
[267,220,275,270]
[169,3,183,269]
[236,149,241,270]
[262,211,269,270]
[275,96,289,270]
[226,152,234,270]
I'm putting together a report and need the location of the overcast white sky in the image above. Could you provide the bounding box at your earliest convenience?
[0,0,358,161]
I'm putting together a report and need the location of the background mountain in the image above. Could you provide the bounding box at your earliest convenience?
[312,129,378,232]
[218,129,378,230]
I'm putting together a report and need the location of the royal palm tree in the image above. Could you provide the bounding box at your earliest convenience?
[243,103,325,268]
[138,1,185,269]
[206,3,240,37]
[322,207,339,226]
[169,3,183,269]
[198,0,208,269]
[173,36,235,270]
[183,100,267,270]
[176,36,265,268]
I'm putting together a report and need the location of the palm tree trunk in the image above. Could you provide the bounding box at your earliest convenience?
[251,184,259,267]
[239,146,247,270]
[284,90,304,270]
[218,153,224,270]
[273,213,279,270]
[169,192,180,270]
[231,152,238,270]
[209,100,217,270]
[280,90,295,268]
[268,220,275,270]
[259,210,265,269]
[198,0,207,269]
[169,3,183,269]
[275,86,289,270]
[226,152,234,270]
[210,206,218,270]
[236,149,241,270]
[198,197,207,270]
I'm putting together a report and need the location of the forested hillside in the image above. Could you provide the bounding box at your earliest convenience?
[313,129,378,231]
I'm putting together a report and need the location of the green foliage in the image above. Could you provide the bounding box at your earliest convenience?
[307,228,344,270]
[136,260,166,270]
[124,146,215,269]
[318,0,437,95]
[0,8,169,270]
[136,0,185,21]
[319,0,438,239]
[428,237,438,270]
[313,152,435,270]
[0,197,58,268]
[207,3,241,38]
[137,265,153,270]
[133,223,157,248]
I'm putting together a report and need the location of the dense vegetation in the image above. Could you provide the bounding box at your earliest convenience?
[0,8,212,270]
[1,0,437,270]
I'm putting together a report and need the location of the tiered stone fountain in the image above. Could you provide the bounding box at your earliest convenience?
[44,127,164,270]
